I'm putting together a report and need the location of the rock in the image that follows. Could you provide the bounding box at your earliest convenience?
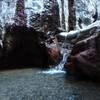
[1,25,49,68]
[56,22,99,44]
[65,29,100,79]
[0,25,61,69]
[46,35,62,65]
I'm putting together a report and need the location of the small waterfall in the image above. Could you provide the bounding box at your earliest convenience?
[42,49,68,74]
[41,0,69,75]
[42,36,69,74]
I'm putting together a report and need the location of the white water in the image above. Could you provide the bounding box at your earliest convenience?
[42,42,70,74]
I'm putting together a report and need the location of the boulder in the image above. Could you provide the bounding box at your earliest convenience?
[1,25,49,68]
[64,29,100,79]
[45,35,62,65]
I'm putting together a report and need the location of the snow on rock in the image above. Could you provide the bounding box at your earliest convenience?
[59,20,100,37]
[76,0,100,29]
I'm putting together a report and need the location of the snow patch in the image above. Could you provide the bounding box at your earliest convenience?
[59,20,100,37]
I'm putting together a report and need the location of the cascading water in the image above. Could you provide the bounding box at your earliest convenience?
[42,35,69,74]
[42,51,67,74]
[41,0,69,74]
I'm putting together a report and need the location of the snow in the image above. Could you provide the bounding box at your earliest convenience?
[57,0,100,30]
[76,0,100,29]
[0,0,100,31]
[87,20,100,28]
[59,20,100,37]
[0,0,17,27]
[25,0,44,12]
[25,0,44,27]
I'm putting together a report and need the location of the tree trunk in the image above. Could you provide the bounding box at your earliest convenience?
[15,0,27,26]
[68,0,76,31]
[43,0,60,32]
[61,0,66,29]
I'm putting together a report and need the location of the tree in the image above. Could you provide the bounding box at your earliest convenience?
[68,0,76,31]
[15,0,27,26]
[42,0,60,32]
[61,0,66,30]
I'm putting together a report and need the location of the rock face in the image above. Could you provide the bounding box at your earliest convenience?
[64,28,100,79]
[0,25,61,69]
[0,25,49,68]
[46,36,61,65]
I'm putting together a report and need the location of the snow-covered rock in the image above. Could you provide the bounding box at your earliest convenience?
[64,27,100,80]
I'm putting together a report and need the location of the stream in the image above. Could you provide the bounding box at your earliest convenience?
[42,40,71,74]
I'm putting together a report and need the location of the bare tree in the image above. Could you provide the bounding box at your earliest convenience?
[68,0,76,31]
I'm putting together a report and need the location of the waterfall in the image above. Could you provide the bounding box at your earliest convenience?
[42,0,69,74]
[42,47,68,74]
[42,36,69,74]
